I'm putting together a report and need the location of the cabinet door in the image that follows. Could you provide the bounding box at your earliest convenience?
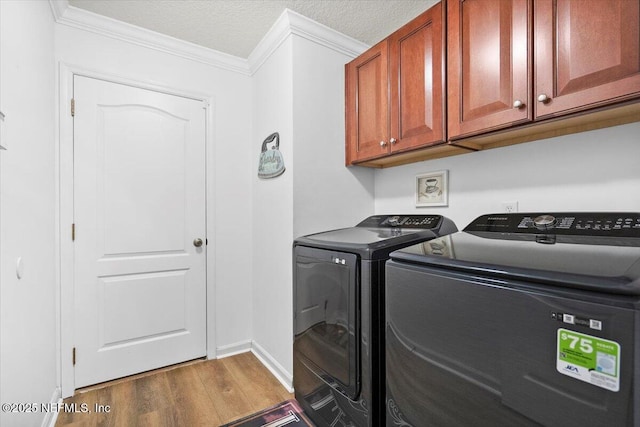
[389,2,446,153]
[535,0,640,119]
[345,40,389,164]
[448,0,532,140]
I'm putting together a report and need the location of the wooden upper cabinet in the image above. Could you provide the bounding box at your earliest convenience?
[346,3,445,165]
[448,0,532,140]
[389,1,446,154]
[534,0,640,119]
[449,0,640,140]
[348,0,640,167]
[346,40,389,164]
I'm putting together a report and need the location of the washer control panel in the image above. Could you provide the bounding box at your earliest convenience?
[465,213,640,237]
[356,214,442,229]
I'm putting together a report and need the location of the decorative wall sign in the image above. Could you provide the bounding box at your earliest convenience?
[258,132,285,179]
[416,170,448,207]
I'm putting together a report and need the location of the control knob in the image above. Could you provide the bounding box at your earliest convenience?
[533,215,556,231]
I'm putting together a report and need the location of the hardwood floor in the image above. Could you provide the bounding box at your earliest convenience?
[55,352,294,427]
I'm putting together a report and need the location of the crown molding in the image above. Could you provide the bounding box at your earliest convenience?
[49,0,68,21]
[48,0,250,75]
[287,9,370,58]
[48,2,369,78]
[248,8,369,75]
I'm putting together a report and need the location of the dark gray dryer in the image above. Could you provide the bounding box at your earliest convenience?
[293,215,457,427]
[385,212,640,427]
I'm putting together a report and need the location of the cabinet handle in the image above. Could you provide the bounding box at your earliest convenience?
[513,100,524,109]
[379,140,387,147]
[390,138,397,144]
[537,94,550,103]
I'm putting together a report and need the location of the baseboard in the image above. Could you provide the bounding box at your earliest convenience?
[215,339,294,393]
[251,341,294,393]
[216,340,252,359]
[42,387,62,427]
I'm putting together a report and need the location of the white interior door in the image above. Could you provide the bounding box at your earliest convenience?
[73,75,206,388]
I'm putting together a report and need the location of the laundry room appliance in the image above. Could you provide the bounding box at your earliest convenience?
[385,212,640,427]
[293,215,457,427]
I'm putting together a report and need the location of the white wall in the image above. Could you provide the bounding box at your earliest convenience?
[251,16,374,387]
[251,35,296,384]
[375,121,640,228]
[53,23,254,362]
[292,36,375,238]
[0,1,58,426]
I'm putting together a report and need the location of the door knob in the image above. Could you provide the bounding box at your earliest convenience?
[513,99,524,109]
[379,140,387,147]
[193,238,203,247]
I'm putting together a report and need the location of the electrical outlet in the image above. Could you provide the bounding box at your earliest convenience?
[502,201,519,213]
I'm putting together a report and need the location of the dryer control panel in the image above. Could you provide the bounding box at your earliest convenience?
[465,213,640,238]
[356,215,443,229]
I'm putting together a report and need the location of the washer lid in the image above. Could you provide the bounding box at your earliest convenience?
[303,226,426,244]
[295,227,444,260]
[294,215,457,260]
[391,229,640,295]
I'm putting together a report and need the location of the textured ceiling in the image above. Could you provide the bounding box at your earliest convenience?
[68,0,438,58]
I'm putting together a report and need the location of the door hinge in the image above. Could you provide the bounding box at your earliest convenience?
[72,223,75,241]
[71,99,75,117]
[72,347,76,366]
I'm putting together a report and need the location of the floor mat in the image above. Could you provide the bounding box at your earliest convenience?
[220,399,314,427]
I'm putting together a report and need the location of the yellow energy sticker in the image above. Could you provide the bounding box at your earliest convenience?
[557,328,620,392]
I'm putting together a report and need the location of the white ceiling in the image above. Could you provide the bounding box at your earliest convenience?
[68,0,438,58]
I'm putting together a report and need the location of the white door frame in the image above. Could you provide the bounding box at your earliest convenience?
[57,63,217,398]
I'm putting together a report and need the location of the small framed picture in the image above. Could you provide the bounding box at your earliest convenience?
[416,170,448,207]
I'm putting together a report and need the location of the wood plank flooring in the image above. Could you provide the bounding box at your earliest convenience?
[55,352,294,427]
